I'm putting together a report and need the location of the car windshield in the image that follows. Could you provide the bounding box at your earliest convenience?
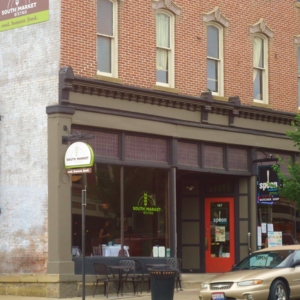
[232,250,295,270]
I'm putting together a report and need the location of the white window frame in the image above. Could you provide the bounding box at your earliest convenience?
[97,0,118,77]
[253,34,268,104]
[156,10,175,88]
[206,22,224,96]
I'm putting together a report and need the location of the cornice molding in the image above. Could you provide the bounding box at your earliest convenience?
[249,18,274,38]
[46,105,75,115]
[152,0,181,15]
[202,7,229,28]
[59,66,74,104]
[57,67,295,126]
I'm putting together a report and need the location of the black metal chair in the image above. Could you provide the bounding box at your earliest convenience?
[166,257,183,291]
[93,262,119,298]
[119,259,142,294]
[133,259,150,293]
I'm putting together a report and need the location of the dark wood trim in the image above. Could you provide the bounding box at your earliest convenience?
[46,105,75,115]
[56,66,295,126]
[55,102,290,141]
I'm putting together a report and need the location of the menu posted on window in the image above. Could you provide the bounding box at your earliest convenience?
[268,231,282,247]
[215,226,226,242]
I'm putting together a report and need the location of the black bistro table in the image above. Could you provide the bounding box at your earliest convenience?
[108,264,135,294]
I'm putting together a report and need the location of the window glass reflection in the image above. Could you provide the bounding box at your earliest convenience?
[124,167,169,256]
[71,164,169,257]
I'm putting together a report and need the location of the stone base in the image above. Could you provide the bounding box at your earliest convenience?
[0,274,101,298]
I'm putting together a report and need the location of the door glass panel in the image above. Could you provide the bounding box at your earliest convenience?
[210,202,230,258]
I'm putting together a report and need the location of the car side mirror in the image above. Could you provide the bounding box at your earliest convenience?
[291,259,300,268]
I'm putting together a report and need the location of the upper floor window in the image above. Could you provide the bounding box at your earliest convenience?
[97,0,118,77]
[253,35,268,103]
[207,24,224,96]
[156,11,174,87]
[298,47,300,107]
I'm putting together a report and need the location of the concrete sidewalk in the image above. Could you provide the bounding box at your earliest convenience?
[0,289,199,300]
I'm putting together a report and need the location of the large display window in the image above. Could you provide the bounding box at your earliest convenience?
[257,200,299,248]
[71,164,170,256]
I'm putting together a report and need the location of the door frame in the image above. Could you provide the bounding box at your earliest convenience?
[205,197,235,272]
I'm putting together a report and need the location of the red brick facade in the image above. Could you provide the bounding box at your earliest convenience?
[61,0,300,113]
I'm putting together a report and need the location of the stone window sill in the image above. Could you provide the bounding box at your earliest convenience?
[94,74,123,84]
[251,101,272,109]
[154,85,179,94]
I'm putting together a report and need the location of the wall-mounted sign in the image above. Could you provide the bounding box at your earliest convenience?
[66,168,92,174]
[257,165,280,204]
[132,192,162,215]
[65,142,94,169]
[0,0,49,32]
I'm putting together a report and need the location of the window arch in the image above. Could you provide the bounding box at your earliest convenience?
[156,10,175,87]
[253,34,268,103]
[203,7,228,96]
[152,0,181,15]
[97,0,118,77]
[207,23,224,96]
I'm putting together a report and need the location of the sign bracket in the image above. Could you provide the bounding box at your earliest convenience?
[62,125,94,144]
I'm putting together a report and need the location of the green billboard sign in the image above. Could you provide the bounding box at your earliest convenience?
[0,0,49,32]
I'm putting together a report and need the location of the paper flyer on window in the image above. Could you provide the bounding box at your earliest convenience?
[215,226,226,242]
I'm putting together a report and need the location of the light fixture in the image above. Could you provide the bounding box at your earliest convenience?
[186,186,194,191]
[72,175,82,182]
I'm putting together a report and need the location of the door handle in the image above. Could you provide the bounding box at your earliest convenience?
[248,232,251,254]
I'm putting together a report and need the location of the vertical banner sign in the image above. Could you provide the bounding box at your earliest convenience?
[257,165,280,204]
[0,0,49,32]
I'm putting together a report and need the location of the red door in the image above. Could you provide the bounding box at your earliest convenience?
[205,198,235,272]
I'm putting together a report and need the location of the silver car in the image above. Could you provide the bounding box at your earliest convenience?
[199,245,300,300]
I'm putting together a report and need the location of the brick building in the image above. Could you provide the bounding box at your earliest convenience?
[1,0,300,297]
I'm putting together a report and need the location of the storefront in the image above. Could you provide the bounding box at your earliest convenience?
[251,158,300,251]
[46,66,298,275]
